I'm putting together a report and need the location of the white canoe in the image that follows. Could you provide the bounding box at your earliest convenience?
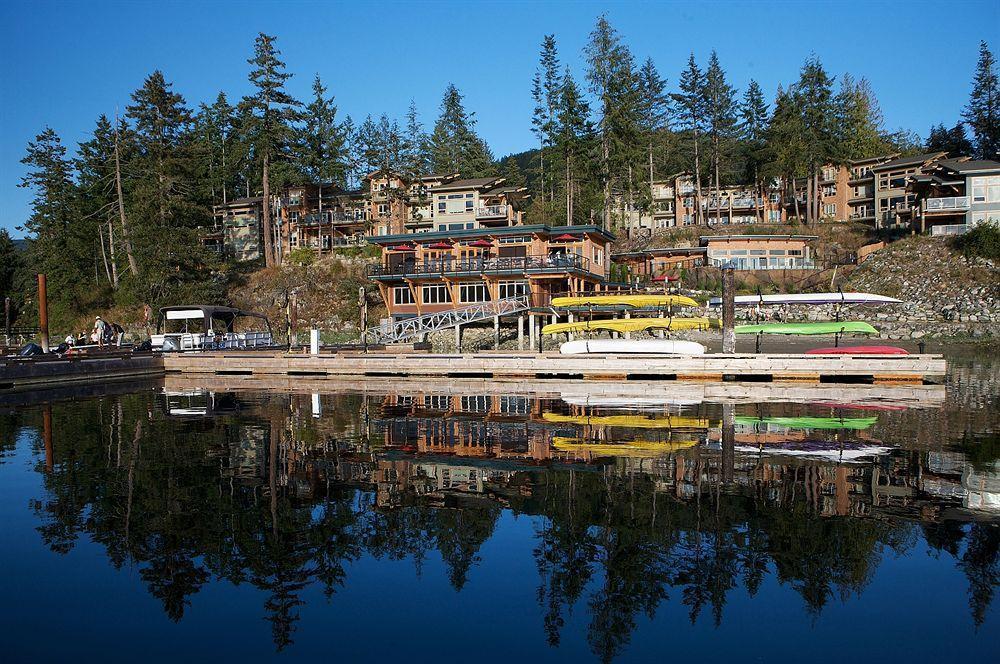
[707,292,901,307]
[559,339,706,355]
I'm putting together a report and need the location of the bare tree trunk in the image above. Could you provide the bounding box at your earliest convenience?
[805,170,812,225]
[113,118,139,278]
[221,139,228,205]
[262,151,275,267]
[693,128,704,225]
[98,223,113,285]
[318,184,323,258]
[107,218,119,288]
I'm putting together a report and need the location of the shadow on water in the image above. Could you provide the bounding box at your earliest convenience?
[0,347,997,661]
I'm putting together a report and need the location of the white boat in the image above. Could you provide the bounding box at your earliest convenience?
[707,292,902,307]
[559,339,706,355]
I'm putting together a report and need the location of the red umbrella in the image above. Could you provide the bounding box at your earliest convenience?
[388,244,416,251]
[427,242,453,249]
[552,233,578,241]
[468,239,493,247]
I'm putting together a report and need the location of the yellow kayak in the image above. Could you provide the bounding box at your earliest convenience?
[542,413,715,429]
[542,317,720,336]
[550,294,699,308]
[553,437,699,457]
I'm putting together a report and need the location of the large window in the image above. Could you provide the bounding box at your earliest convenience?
[972,176,1000,203]
[459,283,490,303]
[422,284,452,304]
[393,286,415,305]
[498,281,528,299]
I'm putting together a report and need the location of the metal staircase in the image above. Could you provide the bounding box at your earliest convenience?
[364,295,531,345]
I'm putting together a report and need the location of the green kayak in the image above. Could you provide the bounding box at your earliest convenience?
[734,321,878,335]
[735,416,879,430]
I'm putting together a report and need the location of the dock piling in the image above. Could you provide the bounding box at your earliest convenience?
[37,274,49,353]
[722,265,735,354]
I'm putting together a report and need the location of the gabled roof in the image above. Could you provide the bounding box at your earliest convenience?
[935,159,1000,175]
[484,185,528,196]
[849,153,899,167]
[871,152,948,171]
[416,172,460,183]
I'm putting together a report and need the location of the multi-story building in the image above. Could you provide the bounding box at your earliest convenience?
[282,183,367,254]
[367,225,614,321]
[847,154,897,223]
[427,176,529,233]
[404,173,461,233]
[870,151,948,229]
[209,196,265,261]
[906,158,1000,235]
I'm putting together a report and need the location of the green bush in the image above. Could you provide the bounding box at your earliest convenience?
[952,223,1000,261]
[287,247,316,266]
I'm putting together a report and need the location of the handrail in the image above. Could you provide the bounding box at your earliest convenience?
[368,253,592,277]
[365,294,531,344]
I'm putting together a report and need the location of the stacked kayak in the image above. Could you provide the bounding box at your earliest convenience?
[544,317,719,336]
[805,345,908,355]
[560,339,706,355]
[551,294,698,308]
[735,321,878,335]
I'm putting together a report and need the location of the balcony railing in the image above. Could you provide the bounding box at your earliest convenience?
[476,205,509,219]
[298,212,365,226]
[369,253,592,278]
[930,224,969,236]
[925,196,970,211]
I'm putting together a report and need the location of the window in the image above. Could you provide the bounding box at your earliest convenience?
[749,249,767,256]
[422,284,451,304]
[438,202,447,213]
[460,395,490,412]
[499,396,529,415]
[466,200,474,212]
[424,395,451,410]
[972,176,1000,203]
[593,248,604,265]
[498,281,528,299]
[498,235,529,244]
[823,204,837,216]
[393,286,415,305]
[459,283,490,303]
[769,249,787,255]
[788,249,802,256]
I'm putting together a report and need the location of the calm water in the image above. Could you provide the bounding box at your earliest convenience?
[1,352,998,662]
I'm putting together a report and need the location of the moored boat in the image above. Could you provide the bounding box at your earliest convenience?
[805,345,909,355]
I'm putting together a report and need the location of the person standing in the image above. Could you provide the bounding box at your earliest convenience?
[93,316,107,348]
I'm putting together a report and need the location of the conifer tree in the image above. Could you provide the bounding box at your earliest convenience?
[403,100,432,180]
[299,74,347,253]
[738,80,769,221]
[703,51,737,222]
[555,67,592,225]
[963,41,1000,159]
[430,84,494,177]
[242,33,301,266]
[673,54,706,223]
[637,57,670,195]
[927,123,973,156]
[530,34,561,217]
[194,92,237,206]
[794,56,836,223]
[833,75,889,161]
[76,115,120,287]
[764,86,807,222]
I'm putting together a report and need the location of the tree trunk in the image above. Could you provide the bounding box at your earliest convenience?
[98,223,113,285]
[318,183,323,258]
[262,151,275,267]
[566,153,572,226]
[113,120,139,278]
[791,177,801,223]
[693,128,703,225]
[805,170,812,225]
[107,218,119,289]
[602,133,611,228]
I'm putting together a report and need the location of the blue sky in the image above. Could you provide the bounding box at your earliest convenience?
[1,0,997,237]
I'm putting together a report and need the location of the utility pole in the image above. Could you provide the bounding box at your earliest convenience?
[37,274,49,353]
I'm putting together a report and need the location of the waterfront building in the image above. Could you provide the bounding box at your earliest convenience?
[905,159,1000,235]
[367,224,614,321]
[282,182,368,253]
[208,196,265,261]
[871,151,948,229]
[611,246,708,283]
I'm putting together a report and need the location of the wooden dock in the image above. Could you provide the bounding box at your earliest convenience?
[162,350,946,385]
[0,352,164,391]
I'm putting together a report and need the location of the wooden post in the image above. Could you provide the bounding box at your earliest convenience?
[529,314,536,352]
[493,315,500,349]
[455,324,462,352]
[359,286,368,352]
[37,274,49,353]
[43,404,53,472]
[567,312,575,341]
[517,315,524,350]
[4,296,10,344]
[722,264,735,354]
[624,310,631,340]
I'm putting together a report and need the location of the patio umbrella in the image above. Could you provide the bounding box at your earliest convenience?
[427,242,453,249]
[388,245,416,251]
[552,233,578,241]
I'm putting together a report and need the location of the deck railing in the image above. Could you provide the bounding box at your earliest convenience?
[476,205,509,219]
[930,224,969,236]
[925,196,970,211]
[369,253,592,277]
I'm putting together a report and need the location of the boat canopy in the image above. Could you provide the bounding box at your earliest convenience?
[157,305,272,335]
[542,317,720,336]
[734,321,878,335]
[550,294,699,308]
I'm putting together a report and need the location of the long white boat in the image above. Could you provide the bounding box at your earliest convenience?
[707,292,901,307]
[559,339,707,355]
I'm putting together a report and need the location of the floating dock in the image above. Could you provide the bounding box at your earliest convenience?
[0,352,164,391]
[162,350,946,385]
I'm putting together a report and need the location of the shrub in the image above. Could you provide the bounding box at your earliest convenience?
[952,223,1000,261]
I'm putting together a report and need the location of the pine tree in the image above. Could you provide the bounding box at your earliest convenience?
[298,74,347,254]
[703,51,738,223]
[637,57,670,197]
[500,156,526,188]
[738,80,769,221]
[530,35,561,218]
[833,75,889,161]
[19,128,93,323]
[927,122,973,156]
[76,115,121,287]
[584,15,642,228]
[194,92,237,206]
[242,33,301,266]
[403,100,432,179]
[429,84,494,177]
[0,229,20,311]
[673,54,706,223]
[554,67,592,225]
[963,41,1000,159]
[795,56,837,223]
[764,86,807,222]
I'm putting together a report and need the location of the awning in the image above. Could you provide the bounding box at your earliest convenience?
[388,245,416,251]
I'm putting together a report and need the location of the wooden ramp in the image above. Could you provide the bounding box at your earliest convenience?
[162,350,946,385]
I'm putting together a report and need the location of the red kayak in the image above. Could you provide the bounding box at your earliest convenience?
[805,345,909,355]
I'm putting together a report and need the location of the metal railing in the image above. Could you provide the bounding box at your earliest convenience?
[365,294,531,345]
[930,224,969,236]
[298,212,365,226]
[476,205,509,219]
[925,196,970,211]
[368,253,593,278]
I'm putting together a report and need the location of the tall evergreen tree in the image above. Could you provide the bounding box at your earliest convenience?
[76,115,121,287]
[403,100,432,180]
[927,122,974,156]
[194,92,238,206]
[637,57,670,195]
[738,80,769,221]
[242,33,301,266]
[531,34,561,217]
[833,75,889,161]
[963,41,1000,159]
[584,15,643,228]
[794,56,837,223]
[19,128,93,324]
[764,86,807,222]
[429,84,494,177]
[299,74,347,254]
[673,54,706,224]
[554,67,592,225]
[703,51,738,222]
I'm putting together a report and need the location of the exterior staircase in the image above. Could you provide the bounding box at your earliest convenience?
[364,295,531,345]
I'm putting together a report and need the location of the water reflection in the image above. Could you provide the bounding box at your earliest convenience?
[2,378,998,660]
